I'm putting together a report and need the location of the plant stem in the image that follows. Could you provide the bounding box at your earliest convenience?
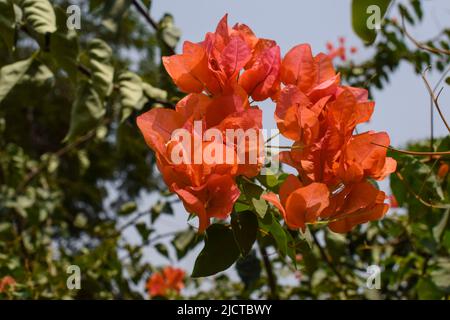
[258,242,279,300]
[311,230,347,285]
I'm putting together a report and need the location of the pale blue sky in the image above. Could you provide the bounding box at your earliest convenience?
[124,0,450,280]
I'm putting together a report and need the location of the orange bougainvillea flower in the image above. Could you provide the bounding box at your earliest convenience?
[139,15,396,235]
[325,37,358,62]
[338,131,397,184]
[138,16,270,232]
[280,44,337,97]
[438,162,449,179]
[262,175,330,230]
[321,181,389,233]
[0,276,16,293]
[267,42,396,233]
[163,14,280,101]
[173,174,240,232]
[146,267,185,298]
[137,87,263,232]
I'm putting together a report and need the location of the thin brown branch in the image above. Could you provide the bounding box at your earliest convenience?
[395,172,450,209]
[131,0,175,56]
[17,119,111,191]
[421,67,450,134]
[77,64,92,78]
[258,243,279,300]
[401,16,450,55]
[311,230,348,285]
[371,142,450,156]
[20,24,93,78]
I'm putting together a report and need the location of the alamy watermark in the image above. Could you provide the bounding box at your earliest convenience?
[366,264,381,290]
[66,4,81,30]
[66,265,81,290]
[167,121,281,175]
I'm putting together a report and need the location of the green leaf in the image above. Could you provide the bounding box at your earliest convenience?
[433,209,449,243]
[398,4,414,25]
[192,224,240,277]
[119,80,167,120]
[231,211,258,256]
[64,80,105,141]
[48,6,79,80]
[118,71,147,121]
[443,231,450,250]
[430,258,450,293]
[142,82,168,101]
[0,222,12,233]
[155,243,170,259]
[150,200,172,222]
[351,0,392,44]
[240,179,267,218]
[251,197,268,218]
[299,226,314,249]
[234,201,250,213]
[102,0,132,33]
[258,211,288,257]
[256,171,279,191]
[87,38,114,98]
[416,278,444,300]
[74,213,88,228]
[21,61,54,86]
[0,54,35,104]
[171,228,198,259]
[119,201,137,215]
[118,71,143,109]
[158,13,181,49]
[410,0,423,21]
[135,222,152,241]
[0,0,16,51]
[19,0,56,34]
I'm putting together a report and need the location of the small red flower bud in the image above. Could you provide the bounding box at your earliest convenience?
[438,163,449,179]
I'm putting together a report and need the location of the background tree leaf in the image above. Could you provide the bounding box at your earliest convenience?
[64,80,105,141]
[86,38,114,98]
[351,0,392,44]
[102,0,132,33]
[0,54,34,103]
[19,0,56,34]
[47,6,79,80]
[157,13,181,52]
[171,228,199,260]
[0,0,16,51]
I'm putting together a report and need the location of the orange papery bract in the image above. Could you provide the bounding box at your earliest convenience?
[146,267,185,298]
[138,14,396,235]
[0,276,16,293]
[438,163,449,179]
[138,15,270,232]
[162,14,281,101]
[273,41,396,233]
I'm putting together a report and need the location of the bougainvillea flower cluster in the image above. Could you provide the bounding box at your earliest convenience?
[0,276,16,293]
[326,37,358,62]
[137,14,396,234]
[263,43,396,232]
[146,266,185,298]
[138,15,272,232]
